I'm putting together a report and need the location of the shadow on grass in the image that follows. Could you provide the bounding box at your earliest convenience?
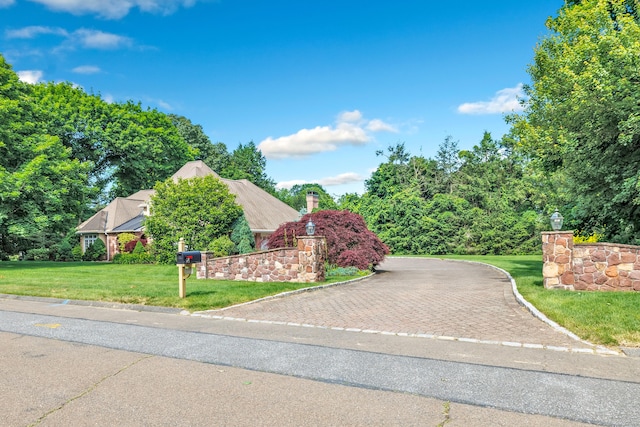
[0,261,105,270]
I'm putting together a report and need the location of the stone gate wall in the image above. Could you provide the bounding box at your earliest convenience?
[542,231,640,291]
[196,236,326,283]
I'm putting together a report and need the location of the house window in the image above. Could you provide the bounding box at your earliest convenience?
[84,234,98,251]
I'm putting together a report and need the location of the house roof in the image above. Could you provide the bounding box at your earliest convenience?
[112,214,145,233]
[77,198,145,234]
[127,189,155,202]
[221,178,300,232]
[77,160,299,235]
[171,160,220,181]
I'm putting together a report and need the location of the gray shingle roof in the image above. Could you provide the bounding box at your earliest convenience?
[111,214,145,232]
[77,161,299,235]
[76,198,145,234]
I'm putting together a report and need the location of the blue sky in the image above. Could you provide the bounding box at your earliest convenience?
[1,0,562,196]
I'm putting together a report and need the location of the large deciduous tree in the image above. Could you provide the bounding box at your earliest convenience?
[33,83,195,205]
[221,142,276,194]
[0,55,91,258]
[145,176,243,264]
[509,0,640,242]
[168,114,231,173]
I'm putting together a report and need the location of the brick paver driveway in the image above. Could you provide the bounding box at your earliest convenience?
[201,257,597,351]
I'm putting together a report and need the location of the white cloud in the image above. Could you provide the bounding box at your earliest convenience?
[28,0,200,19]
[72,65,101,74]
[0,0,15,7]
[5,25,68,39]
[367,119,398,132]
[8,25,133,51]
[17,70,44,84]
[102,94,115,104]
[318,172,365,187]
[276,173,365,190]
[72,29,132,49]
[457,84,525,115]
[339,110,363,123]
[258,110,398,159]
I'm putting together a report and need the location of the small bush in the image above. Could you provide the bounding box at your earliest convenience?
[231,215,255,254]
[326,265,367,277]
[117,233,137,251]
[208,235,235,257]
[574,233,603,244]
[71,245,83,261]
[53,238,74,261]
[83,238,106,261]
[26,248,50,261]
[112,252,156,264]
[124,238,147,253]
[132,241,146,254]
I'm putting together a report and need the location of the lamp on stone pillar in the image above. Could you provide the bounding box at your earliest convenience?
[305,220,316,236]
[550,210,564,231]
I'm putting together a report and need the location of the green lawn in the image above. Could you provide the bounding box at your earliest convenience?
[425,255,640,347]
[0,261,355,313]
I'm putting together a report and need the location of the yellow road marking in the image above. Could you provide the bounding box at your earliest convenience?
[34,323,61,329]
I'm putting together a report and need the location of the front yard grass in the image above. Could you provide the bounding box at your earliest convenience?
[426,255,640,347]
[0,261,356,313]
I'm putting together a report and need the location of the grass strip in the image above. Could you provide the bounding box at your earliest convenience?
[0,261,355,313]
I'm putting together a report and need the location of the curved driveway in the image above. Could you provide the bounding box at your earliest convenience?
[201,257,597,351]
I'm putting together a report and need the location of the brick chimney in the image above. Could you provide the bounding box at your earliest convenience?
[306,191,319,213]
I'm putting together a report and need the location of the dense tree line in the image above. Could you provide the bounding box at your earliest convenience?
[338,135,544,255]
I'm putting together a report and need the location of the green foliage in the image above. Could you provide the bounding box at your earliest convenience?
[208,235,236,257]
[53,237,75,261]
[220,141,276,193]
[345,135,547,256]
[112,252,155,264]
[25,248,50,261]
[117,233,137,251]
[83,238,106,261]
[509,0,640,243]
[169,114,231,173]
[325,264,369,277]
[0,55,92,258]
[32,83,195,203]
[230,215,255,254]
[132,241,146,254]
[145,175,243,263]
[71,245,83,261]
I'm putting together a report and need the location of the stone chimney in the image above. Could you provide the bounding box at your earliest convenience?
[306,191,319,213]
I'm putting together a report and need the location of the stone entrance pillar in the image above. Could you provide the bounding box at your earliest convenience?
[297,236,326,282]
[542,231,575,290]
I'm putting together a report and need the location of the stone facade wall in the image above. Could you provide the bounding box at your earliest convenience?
[542,231,640,291]
[196,236,326,283]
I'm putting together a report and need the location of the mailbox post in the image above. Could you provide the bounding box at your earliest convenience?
[176,238,202,298]
[177,238,187,298]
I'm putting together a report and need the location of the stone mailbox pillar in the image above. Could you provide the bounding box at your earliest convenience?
[297,236,326,282]
[542,231,575,290]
